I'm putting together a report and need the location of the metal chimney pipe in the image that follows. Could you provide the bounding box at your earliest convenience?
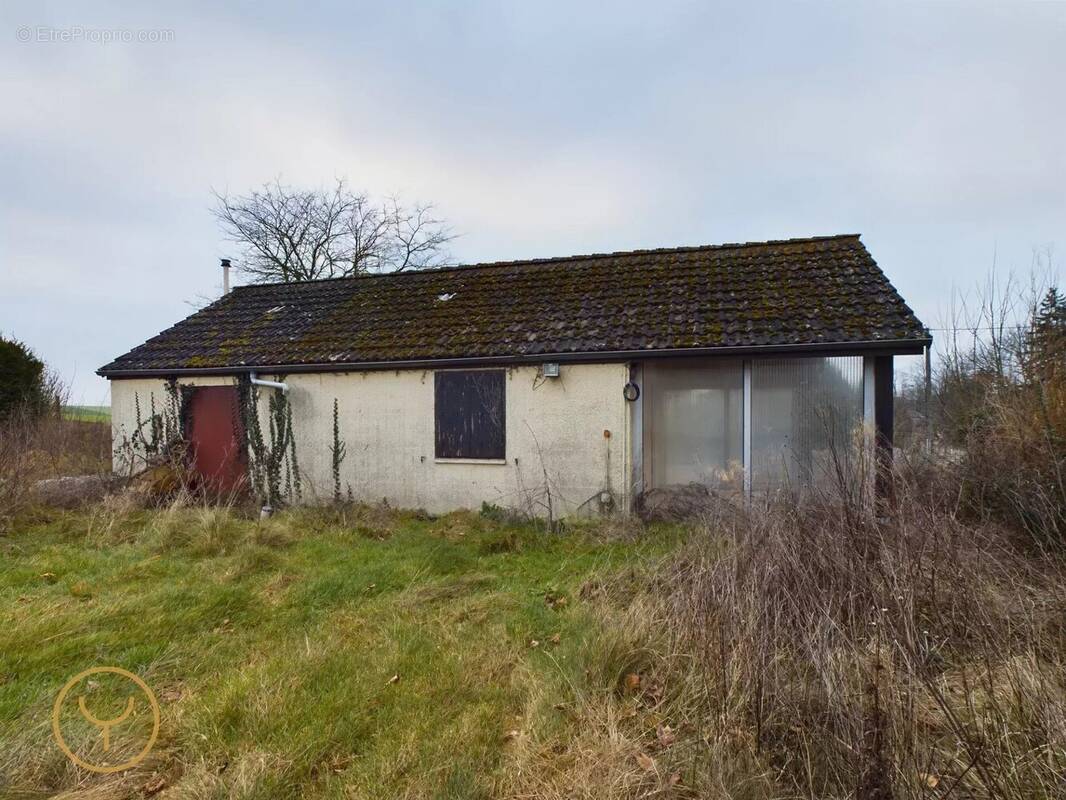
[220,258,231,294]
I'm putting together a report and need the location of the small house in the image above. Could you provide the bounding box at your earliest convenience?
[99,234,929,514]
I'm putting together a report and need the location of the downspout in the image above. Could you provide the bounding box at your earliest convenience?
[249,371,289,394]
[743,360,752,501]
[247,370,289,519]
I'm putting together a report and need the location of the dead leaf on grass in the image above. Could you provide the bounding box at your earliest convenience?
[635,752,656,772]
[142,774,166,796]
[657,724,676,747]
[545,592,568,610]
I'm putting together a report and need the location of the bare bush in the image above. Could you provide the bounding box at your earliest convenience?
[928,268,1065,546]
[641,476,1066,799]
[0,405,111,531]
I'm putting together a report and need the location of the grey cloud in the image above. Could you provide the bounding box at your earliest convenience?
[0,0,1062,402]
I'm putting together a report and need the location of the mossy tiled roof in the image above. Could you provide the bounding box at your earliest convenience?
[99,234,929,375]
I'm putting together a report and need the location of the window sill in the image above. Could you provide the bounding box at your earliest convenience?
[434,457,508,465]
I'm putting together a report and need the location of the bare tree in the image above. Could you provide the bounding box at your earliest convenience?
[212,178,455,282]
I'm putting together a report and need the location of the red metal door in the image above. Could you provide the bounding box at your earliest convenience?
[186,386,247,495]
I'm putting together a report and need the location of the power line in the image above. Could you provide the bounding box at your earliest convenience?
[924,324,1029,333]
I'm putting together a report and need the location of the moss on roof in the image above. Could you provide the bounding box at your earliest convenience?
[98,234,929,375]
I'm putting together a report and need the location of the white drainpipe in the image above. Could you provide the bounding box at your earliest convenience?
[249,371,289,394]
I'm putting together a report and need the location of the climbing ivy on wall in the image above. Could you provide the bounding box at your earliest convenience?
[118,380,192,475]
[166,378,196,440]
[274,388,302,503]
[331,398,347,503]
[235,375,263,497]
[236,375,301,507]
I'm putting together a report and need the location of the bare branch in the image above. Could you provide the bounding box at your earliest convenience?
[212,179,456,283]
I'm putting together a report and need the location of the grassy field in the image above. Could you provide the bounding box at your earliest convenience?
[3,492,1062,799]
[60,406,110,424]
[0,502,679,799]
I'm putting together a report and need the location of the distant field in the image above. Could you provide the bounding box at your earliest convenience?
[61,405,110,423]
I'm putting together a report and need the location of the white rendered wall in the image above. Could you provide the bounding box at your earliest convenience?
[109,364,632,516]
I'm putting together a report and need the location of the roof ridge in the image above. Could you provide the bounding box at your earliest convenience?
[232,233,864,291]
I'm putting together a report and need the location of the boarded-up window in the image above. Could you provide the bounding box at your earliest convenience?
[434,370,506,460]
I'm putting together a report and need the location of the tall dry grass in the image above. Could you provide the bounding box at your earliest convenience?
[510,471,1066,800]
[947,377,1065,548]
[660,476,1066,799]
[0,405,111,531]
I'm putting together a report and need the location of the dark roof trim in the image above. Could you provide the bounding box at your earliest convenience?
[99,337,932,379]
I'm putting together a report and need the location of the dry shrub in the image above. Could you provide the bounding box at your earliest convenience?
[0,406,110,532]
[950,377,1065,548]
[648,477,1066,799]
[929,274,1066,547]
[512,464,1066,799]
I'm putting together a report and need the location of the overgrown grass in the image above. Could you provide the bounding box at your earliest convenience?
[520,477,1066,800]
[3,470,1064,798]
[0,501,680,799]
[0,410,111,531]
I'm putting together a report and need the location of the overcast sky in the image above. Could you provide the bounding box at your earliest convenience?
[2,1,1063,403]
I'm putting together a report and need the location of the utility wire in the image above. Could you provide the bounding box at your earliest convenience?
[924,324,1029,332]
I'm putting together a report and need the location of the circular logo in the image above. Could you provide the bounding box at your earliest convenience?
[16,26,32,42]
[51,666,160,774]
